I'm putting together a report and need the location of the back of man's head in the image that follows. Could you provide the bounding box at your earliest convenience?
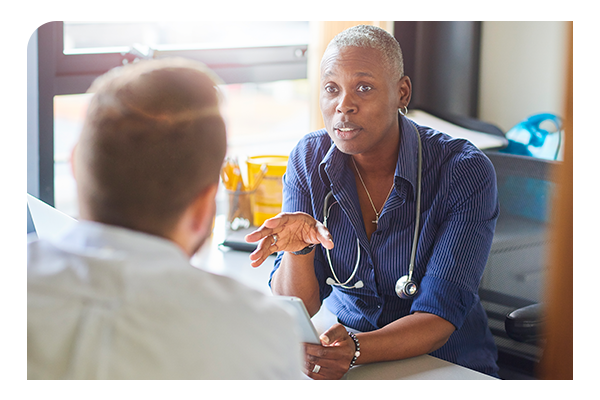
[74,58,227,237]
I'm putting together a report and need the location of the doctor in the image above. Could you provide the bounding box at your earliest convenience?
[246,25,500,379]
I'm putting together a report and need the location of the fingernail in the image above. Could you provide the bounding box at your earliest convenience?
[320,334,329,344]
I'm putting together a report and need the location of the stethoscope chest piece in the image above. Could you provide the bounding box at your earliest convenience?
[395,275,418,299]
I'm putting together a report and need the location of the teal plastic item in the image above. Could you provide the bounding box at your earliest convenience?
[498,176,554,222]
[501,113,563,160]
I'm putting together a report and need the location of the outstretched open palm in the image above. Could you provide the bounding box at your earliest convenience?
[245,212,334,267]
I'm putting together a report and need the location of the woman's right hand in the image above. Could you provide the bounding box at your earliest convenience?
[244,212,334,268]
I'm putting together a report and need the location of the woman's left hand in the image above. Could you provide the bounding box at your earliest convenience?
[303,323,356,380]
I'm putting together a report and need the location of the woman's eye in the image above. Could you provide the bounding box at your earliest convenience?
[325,85,338,93]
[357,85,372,93]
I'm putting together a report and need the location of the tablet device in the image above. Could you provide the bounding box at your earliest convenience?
[275,296,321,344]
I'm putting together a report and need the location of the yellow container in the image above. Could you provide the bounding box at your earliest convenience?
[247,155,289,227]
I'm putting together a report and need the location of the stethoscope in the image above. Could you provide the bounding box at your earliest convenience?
[324,121,422,299]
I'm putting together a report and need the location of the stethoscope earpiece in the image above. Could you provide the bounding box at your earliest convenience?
[326,277,364,289]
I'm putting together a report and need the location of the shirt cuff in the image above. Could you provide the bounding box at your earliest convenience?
[410,275,477,330]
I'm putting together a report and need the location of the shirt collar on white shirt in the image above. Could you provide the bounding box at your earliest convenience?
[53,220,190,263]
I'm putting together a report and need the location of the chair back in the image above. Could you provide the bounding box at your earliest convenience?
[479,151,560,379]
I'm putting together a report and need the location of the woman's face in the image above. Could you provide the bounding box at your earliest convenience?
[319,45,411,156]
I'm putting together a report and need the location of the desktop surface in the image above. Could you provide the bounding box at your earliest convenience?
[343,355,497,380]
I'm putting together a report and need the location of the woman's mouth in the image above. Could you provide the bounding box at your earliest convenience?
[334,123,362,139]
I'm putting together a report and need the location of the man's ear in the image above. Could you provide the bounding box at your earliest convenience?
[70,143,78,180]
[189,182,219,234]
[168,182,219,257]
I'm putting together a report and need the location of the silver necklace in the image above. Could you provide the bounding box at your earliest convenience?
[352,157,395,224]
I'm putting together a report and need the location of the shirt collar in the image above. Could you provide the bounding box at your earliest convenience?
[396,114,420,201]
[318,114,421,200]
[54,220,190,262]
[318,138,346,190]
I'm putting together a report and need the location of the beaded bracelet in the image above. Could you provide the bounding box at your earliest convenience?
[348,331,361,368]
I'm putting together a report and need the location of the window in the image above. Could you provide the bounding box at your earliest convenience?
[52,80,309,217]
[30,21,310,217]
[53,93,92,217]
[63,21,309,53]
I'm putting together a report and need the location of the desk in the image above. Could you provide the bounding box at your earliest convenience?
[192,217,498,380]
[343,355,496,380]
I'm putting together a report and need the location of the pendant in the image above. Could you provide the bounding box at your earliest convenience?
[372,215,379,224]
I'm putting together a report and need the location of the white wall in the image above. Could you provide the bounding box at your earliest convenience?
[478,21,569,133]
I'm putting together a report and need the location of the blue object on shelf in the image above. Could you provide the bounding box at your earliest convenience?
[500,113,563,160]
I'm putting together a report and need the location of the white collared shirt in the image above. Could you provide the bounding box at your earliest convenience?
[27,221,303,379]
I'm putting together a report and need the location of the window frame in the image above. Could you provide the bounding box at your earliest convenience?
[29,21,308,206]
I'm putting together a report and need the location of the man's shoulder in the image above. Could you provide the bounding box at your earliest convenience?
[27,231,303,379]
[27,239,280,317]
[188,268,277,304]
[27,238,72,279]
[193,269,297,325]
[154,268,303,378]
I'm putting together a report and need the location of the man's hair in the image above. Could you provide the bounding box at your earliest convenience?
[324,24,405,81]
[76,57,227,237]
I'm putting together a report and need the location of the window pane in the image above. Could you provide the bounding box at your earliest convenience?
[52,80,309,218]
[63,21,309,54]
[220,79,309,158]
[53,93,92,218]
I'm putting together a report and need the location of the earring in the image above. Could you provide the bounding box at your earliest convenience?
[399,106,408,116]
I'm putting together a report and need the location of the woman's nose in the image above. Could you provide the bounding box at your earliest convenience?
[336,92,357,114]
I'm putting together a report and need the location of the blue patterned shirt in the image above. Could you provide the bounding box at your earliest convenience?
[272,115,499,376]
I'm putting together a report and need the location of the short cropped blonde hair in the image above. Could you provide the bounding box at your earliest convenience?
[76,58,227,237]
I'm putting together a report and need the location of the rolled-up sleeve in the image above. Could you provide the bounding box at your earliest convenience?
[411,150,499,330]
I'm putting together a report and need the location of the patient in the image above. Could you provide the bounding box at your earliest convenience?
[27,58,303,379]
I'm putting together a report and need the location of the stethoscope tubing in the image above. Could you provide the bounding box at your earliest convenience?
[407,121,422,282]
[323,192,362,288]
[322,119,422,291]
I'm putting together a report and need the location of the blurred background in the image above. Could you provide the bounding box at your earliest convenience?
[29,21,569,219]
[27,21,573,380]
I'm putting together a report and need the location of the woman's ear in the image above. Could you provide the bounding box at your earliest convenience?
[398,75,412,109]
